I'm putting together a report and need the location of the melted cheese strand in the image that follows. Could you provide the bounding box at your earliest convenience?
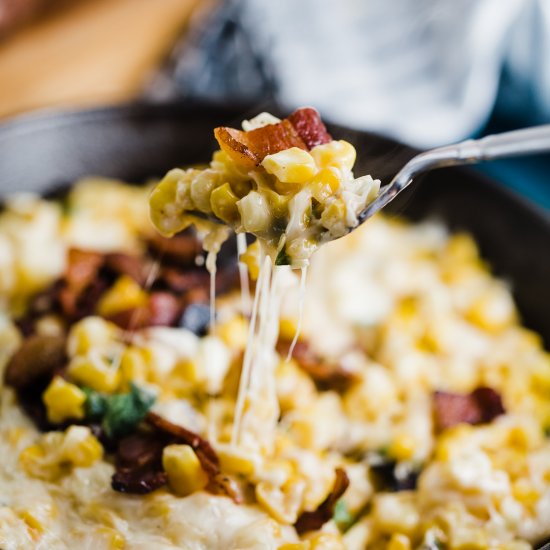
[286,266,308,361]
[231,250,267,446]
[237,233,251,316]
[206,251,217,335]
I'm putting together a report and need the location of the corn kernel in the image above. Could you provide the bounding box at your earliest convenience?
[306,532,345,550]
[278,544,309,550]
[279,318,299,342]
[262,148,317,187]
[388,534,412,550]
[163,444,208,497]
[67,316,119,357]
[308,167,341,202]
[119,346,148,385]
[256,478,306,524]
[97,275,148,317]
[465,288,516,333]
[240,240,261,280]
[210,182,240,224]
[310,140,356,171]
[17,502,55,534]
[216,444,258,476]
[62,425,103,467]
[42,376,86,423]
[512,479,539,509]
[320,199,347,238]
[388,433,416,462]
[96,526,125,549]
[68,355,121,393]
[218,315,249,350]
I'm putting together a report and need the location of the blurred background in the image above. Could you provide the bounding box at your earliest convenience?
[0,0,548,207]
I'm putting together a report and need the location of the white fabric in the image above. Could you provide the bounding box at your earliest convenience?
[240,0,550,147]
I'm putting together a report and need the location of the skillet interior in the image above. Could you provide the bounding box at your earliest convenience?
[0,99,548,350]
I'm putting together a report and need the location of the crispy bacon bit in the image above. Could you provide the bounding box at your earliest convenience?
[279,340,357,392]
[105,253,150,285]
[214,108,332,168]
[65,248,104,293]
[215,120,306,168]
[148,292,182,326]
[146,412,242,502]
[295,468,350,535]
[4,335,66,390]
[147,232,202,265]
[106,292,182,331]
[287,107,332,149]
[111,433,167,494]
[433,386,505,432]
[112,469,168,494]
[161,268,210,293]
[58,248,109,321]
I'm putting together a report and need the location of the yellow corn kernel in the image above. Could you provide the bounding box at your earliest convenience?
[255,478,306,524]
[435,424,475,461]
[216,444,257,476]
[42,376,86,423]
[308,167,341,202]
[320,199,347,238]
[210,182,240,224]
[67,316,119,357]
[17,502,55,534]
[388,433,416,462]
[218,315,249,350]
[96,526,125,549]
[68,356,121,393]
[240,240,261,280]
[372,493,419,536]
[173,359,199,384]
[163,444,208,497]
[388,534,412,550]
[262,147,317,187]
[279,318,299,343]
[305,533,345,550]
[512,479,539,509]
[465,288,516,333]
[62,425,103,467]
[97,275,148,318]
[279,544,310,550]
[444,233,479,264]
[119,346,148,385]
[310,140,356,171]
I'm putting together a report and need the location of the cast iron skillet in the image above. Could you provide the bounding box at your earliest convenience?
[0,101,550,546]
[0,100,548,345]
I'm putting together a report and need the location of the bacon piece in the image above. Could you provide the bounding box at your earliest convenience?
[112,468,168,494]
[105,253,151,285]
[215,120,306,168]
[161,268,210,293]
[106,292,182,331]
[65,248,104,293]
[287,107,332,149]
[433,386,505,432]
[147,232,202,266]
[279,340,357,392]
[4,335,67,390]
[295,468,350,535]
[148,292,182,326]
[214,108,332,168]
[111,433,168,494]
[146,412,242,502]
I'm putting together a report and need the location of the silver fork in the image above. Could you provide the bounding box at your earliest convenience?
[357,124,550,224]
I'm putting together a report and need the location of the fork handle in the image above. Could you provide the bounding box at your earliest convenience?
[359,124,550,222]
